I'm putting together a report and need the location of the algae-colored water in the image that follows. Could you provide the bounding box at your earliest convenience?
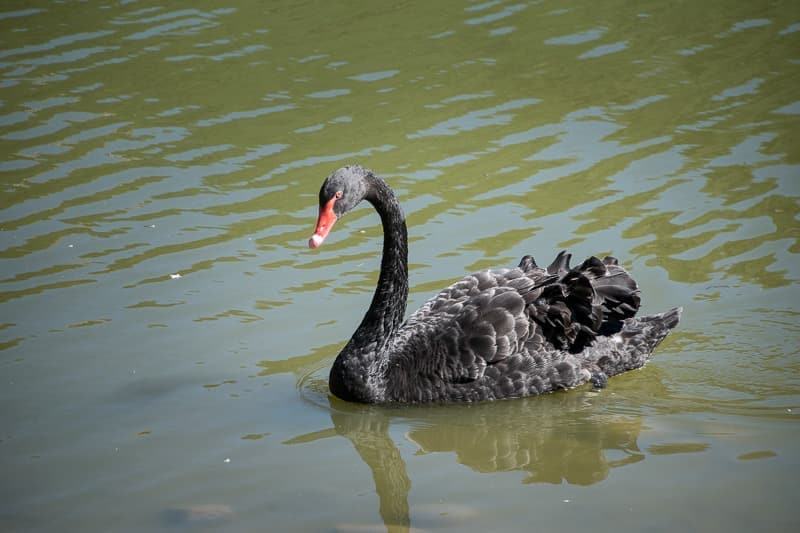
[1,1,799,531]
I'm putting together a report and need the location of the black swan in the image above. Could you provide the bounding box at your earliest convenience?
[308,165,681,404]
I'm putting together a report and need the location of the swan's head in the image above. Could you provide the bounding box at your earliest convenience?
[309,165,370,249]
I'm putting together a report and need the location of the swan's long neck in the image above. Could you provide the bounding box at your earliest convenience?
[329,176,408,403]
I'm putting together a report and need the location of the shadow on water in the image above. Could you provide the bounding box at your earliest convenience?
[285,382,646,532]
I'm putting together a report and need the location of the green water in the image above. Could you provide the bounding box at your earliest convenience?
[1,1,799,531]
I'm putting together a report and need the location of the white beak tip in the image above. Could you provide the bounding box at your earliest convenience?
[308,234,324,249]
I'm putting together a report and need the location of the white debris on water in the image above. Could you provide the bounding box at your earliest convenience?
[162,504,233,525]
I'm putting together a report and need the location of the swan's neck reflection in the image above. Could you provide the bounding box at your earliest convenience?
[332,408,411,529]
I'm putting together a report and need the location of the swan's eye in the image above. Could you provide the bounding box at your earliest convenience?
[335,190,343,199]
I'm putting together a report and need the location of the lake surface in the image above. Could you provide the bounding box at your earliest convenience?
[1,1,799,531]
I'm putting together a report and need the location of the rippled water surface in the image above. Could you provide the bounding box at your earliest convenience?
[2,1,799,531]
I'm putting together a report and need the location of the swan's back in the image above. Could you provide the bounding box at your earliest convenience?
[383,252,680,403]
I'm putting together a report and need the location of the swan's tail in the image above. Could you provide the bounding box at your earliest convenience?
[585,307,682,381]
[630,307,682,353]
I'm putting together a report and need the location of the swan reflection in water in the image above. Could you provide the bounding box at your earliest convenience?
[284,376,647,531]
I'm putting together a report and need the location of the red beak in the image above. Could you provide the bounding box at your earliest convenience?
[309,197,338,249]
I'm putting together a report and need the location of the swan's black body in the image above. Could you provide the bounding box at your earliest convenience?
[311,165,681,404]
